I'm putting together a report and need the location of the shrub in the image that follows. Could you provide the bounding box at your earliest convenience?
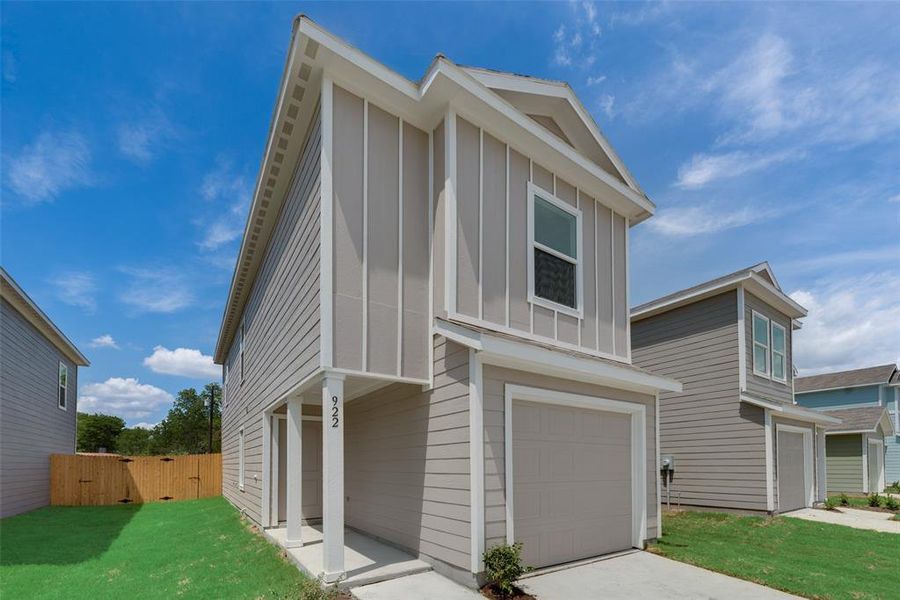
[867,493,882,507]
[483,543,532,598]
[839,492,850,506]
[887,481,900,493]
[823,497,836,510]
[885,495,899,511]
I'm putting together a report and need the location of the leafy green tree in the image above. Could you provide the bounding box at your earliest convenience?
[150,383,221,454]
[115,427,154,455]
[76,412,125,453]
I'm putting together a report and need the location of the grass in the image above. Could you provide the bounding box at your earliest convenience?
[651,510,900,600]
[830,494,900,518]
[0,497,315,599]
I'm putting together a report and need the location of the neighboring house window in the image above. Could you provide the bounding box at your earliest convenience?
[58,362,68,410]
[752,311,770,376]
[239,321,245,383]
[771,322,787,382]
[528,183,581,314]
[238,426,245,491]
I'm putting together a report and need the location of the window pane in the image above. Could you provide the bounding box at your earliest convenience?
[753,315,769,345]
[772,324,785,352]
[534,248,576,308]
[753,344,768,374]
[58,386,66,408]
[773,353,785,379]
[59,363,67,388]
[534,196,576,258]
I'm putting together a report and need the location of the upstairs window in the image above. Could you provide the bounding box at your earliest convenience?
[771,322,787,382]
[752,312,770,377]
[528,184,581,315]
[58,362,68,410]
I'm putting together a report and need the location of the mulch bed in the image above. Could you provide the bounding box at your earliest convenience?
[480,584,536,600]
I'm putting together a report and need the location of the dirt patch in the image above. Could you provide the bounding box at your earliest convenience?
[480,584,536,600]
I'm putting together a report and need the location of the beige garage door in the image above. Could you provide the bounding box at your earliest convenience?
[513,400,633,569]
[776,430,807,512]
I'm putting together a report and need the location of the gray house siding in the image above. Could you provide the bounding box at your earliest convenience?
[826,434,864,493]
[0,298,78,518]
[345,337,471,573]
[222,103,322,525]
[744,291,793,404]
[451,116,628,361]
[632,291,770,512]
[482,364,659,549]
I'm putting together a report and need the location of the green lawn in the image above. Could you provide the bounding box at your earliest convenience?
[651,511,900,600]
[828,495,900,517]
[0,497,313,599]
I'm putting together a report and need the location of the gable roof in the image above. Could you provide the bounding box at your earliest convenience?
[631,262,806,322]
[821,405,895,435]
[1,268,89,367]
[795,364,898,393]
[213,15,656,363]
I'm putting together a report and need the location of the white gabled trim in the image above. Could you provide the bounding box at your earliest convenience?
[434,319,682,394]
[775,423,815,509]
[764,409,774,511]
[445,108,458,316]
[741,394,841,425]
[469,350,485,573]
[503,384,648,549]
[737,287,747,391]
[320,75,335,369]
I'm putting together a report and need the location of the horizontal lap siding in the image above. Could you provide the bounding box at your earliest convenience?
[482,365,658,549]
[744,292,793,403]
[826,434,863,493]
[885,434,900,483]
[632,291,768,511]
[345,337,471,570]
[0,300,78,518]
[221,105,322,525]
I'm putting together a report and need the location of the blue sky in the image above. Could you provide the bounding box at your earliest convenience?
[2,2,898,426]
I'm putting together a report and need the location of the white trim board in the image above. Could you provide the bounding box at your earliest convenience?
[469,350,485,573]
[503,384,648,550]
[741,394,841,426]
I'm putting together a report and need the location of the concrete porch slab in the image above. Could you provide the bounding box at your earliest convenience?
[264,525,432,589]
[352,571,482,600]
[782,507,900,534]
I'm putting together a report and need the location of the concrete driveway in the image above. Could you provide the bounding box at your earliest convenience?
[518,551,800,600]
[783,507,900,534]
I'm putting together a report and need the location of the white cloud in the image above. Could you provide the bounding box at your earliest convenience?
[79,377,174,420]
[791,273,900,375]
[51,271,97,312]
[89,334,120,349]
[196,159,250,251]
[888,193,900,204]
[782,246,900,275]
[586,75,606,86]
[131,422,158,430]
[143,346,219,379]
[118,267,193,313]
[647,204,779,237]
[6,129,92,203]
[675,150,796,189]
[598,94,615,119]
[117,107,177,165]
[552,2,602,69]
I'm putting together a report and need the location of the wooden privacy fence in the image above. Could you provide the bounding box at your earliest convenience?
[50,453,221,506]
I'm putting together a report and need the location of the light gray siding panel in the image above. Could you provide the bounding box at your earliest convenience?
[744,292,793,403]
[632,291,769,512]
[826,434,864,493]
[482,365,659,549]
[482,132,507,326]
[612,213,627,355]
[456,117,480,318]
[580,193,597,351]
[595,205,614,354]
[433,122,446,319]
[507,149,530,332]
[345,337,470,570]
[221,103,322,525]
[0,299,78,518]
[402,122,430,379]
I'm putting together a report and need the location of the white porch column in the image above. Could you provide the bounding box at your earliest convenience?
[322,374,345,583]
[285,397,303,548]
[815,426,827,502]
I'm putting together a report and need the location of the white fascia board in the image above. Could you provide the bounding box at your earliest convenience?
[744,274,807,318]
[435,320,682,394]
[741,394,842,425]
[631,274,747,322]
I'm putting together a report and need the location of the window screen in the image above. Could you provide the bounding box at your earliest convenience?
[532,195,578,310]
[534,248,576,308]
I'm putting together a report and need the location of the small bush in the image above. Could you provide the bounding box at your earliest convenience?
[839,492,850,506]
[823,497,836,510]
[867,493,882,507]
[887,481,900,493]
[885,495,899,511]
[483,543,532,598]
[297,575,339,600]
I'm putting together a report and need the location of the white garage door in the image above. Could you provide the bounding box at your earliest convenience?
[513,399,633,569]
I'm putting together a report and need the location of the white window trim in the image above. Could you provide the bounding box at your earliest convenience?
[526,182,583,318]
[770,321,787,383]
[503,384,647,550]
[238,426,245,492]
[57,361,68,411]
[751,310,770,378]
[775,423,814,509]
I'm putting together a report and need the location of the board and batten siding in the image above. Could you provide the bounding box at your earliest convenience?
[632,291,769,512]
[221,104,322,525]
[345,337,471,573]
[330,85,430,380]
[744,292,793,404]
[826,434,864,493]
[482,365,659,549]
[0,298,79,518]
[447,115,628,361]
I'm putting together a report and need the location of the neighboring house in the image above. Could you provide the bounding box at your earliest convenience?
[795,364,899,492]
[214,16,680,586]
[631,263,839,515]
[0,268,89,518]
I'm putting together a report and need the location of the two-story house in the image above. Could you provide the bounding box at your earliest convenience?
[631,263,839,515]
[1,267,89,518]
[795,364,898,493]
[213,16,680,588]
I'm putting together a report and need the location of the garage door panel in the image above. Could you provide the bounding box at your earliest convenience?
[776,430,806,512]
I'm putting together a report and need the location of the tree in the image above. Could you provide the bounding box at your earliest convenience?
[150,383,221,454]
[115,427,153,455]
[76,413,125,453]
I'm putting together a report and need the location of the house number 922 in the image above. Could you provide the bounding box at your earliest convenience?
[331,395,339,428]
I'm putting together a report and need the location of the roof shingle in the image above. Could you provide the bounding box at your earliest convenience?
[795,364,897,393]
[820,406,891,433]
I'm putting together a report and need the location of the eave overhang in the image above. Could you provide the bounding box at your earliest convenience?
[740,394,841,426]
